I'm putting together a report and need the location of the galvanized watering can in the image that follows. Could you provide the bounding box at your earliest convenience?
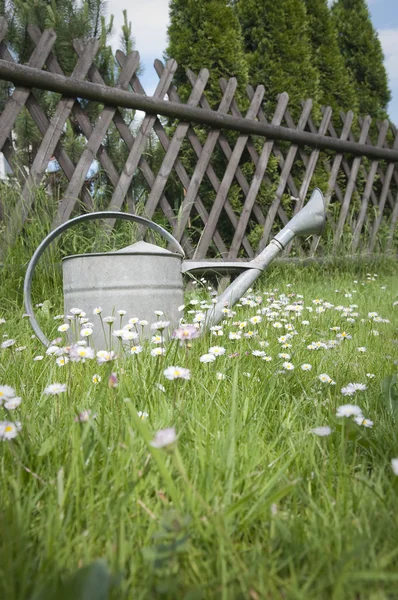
[24,188,326,347]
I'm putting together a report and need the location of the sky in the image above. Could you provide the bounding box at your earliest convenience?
[108,0,398,125]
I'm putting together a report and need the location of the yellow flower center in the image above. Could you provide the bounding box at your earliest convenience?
[5,425,13,432]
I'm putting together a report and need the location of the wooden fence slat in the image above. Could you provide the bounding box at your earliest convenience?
[185,70,256,254]
[228,93,289,259]
[386,189,398,251]
[344,114,381,210]
[258,99,313,252]
[109,60,176,213]
[225,82,292,229]
[171,77,238,244]
[332,116,372,251]
[358,117,396,211]
[246,86,300,229]
[54,50,140,225]
[351,119,389,252]
[193,85,265,259]
[143,69,209,219]
[126,59,227,256]
[5,39,100,246]
[368,125,398,253]
[0,28,57,150]
[310,110,355,255]
[0,16,8,40]
[283,106,333,256]
[27,28,121,202]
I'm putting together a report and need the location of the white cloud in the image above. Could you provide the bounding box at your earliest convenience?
[378,28,398,82]
[109,0,170,59]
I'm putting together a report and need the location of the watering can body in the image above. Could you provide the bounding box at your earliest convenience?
[62,241,184,347]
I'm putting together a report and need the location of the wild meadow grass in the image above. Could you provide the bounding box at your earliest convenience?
[1,257,398,599]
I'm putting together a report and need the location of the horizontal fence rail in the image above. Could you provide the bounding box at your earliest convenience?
[0,18,397,262]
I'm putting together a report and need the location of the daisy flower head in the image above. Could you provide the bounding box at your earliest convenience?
[92,374,102,384]
[200,353,216,363]
[163,366,191,380]
[150,347,166,357]
[56,356,69,367]
[319,373,332,383]
[130,345,143,355]
[1,339,16,349]
[137,411,149,420]
[44,383,67,395]
[216,372,226,380]
[301,364,312,371]
[173,325,200,341]
[121,330,139,342]
[103,316,115,325]
[354,416,373,428]
[311,426,332,437]
[80,327,93,337]
[0,385,16,404]
[70,346,95,361]
[243,331,257,339]
[4,397,22,410]
[336,404,363,418]
[278,353,291,360]
[0,421,22,440]
[336,331,352,340]
[151,427,177,450]
[151,320,170,331]
[75,409,96,423]
[118,310,126,316]
[341,382,367,396]
[96,350,117,364]
[93,307,102,315]
[229,332,241,340]
[283,362,295,371]
[249,316,262,325]
[209,346,226,356]
[57,323,70,333]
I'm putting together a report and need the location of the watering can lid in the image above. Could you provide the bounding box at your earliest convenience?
[116,240,182,256]
[62,240,183,261]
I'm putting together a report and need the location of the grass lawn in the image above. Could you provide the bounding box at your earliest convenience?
[1,259,398,599]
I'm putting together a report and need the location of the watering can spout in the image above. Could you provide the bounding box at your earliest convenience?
[204,188,326,329]
[273,187,326,249]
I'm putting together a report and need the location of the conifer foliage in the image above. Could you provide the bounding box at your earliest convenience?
[165,0,248,106]
[331,0,391,118]
[233,0,319,116]
[304,0,358,113]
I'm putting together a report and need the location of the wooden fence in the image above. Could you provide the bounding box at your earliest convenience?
[0,18,397,260]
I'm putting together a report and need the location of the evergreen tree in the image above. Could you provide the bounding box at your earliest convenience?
[331,0,391,118]
[304,0,358,113]
[166,0,248,106]
[234,0,319,117]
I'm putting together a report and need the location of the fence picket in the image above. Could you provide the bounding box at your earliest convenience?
[333,116,372,251]
[194,85,265,258]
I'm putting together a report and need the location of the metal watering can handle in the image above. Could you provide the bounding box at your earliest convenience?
[24,211,185,346]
